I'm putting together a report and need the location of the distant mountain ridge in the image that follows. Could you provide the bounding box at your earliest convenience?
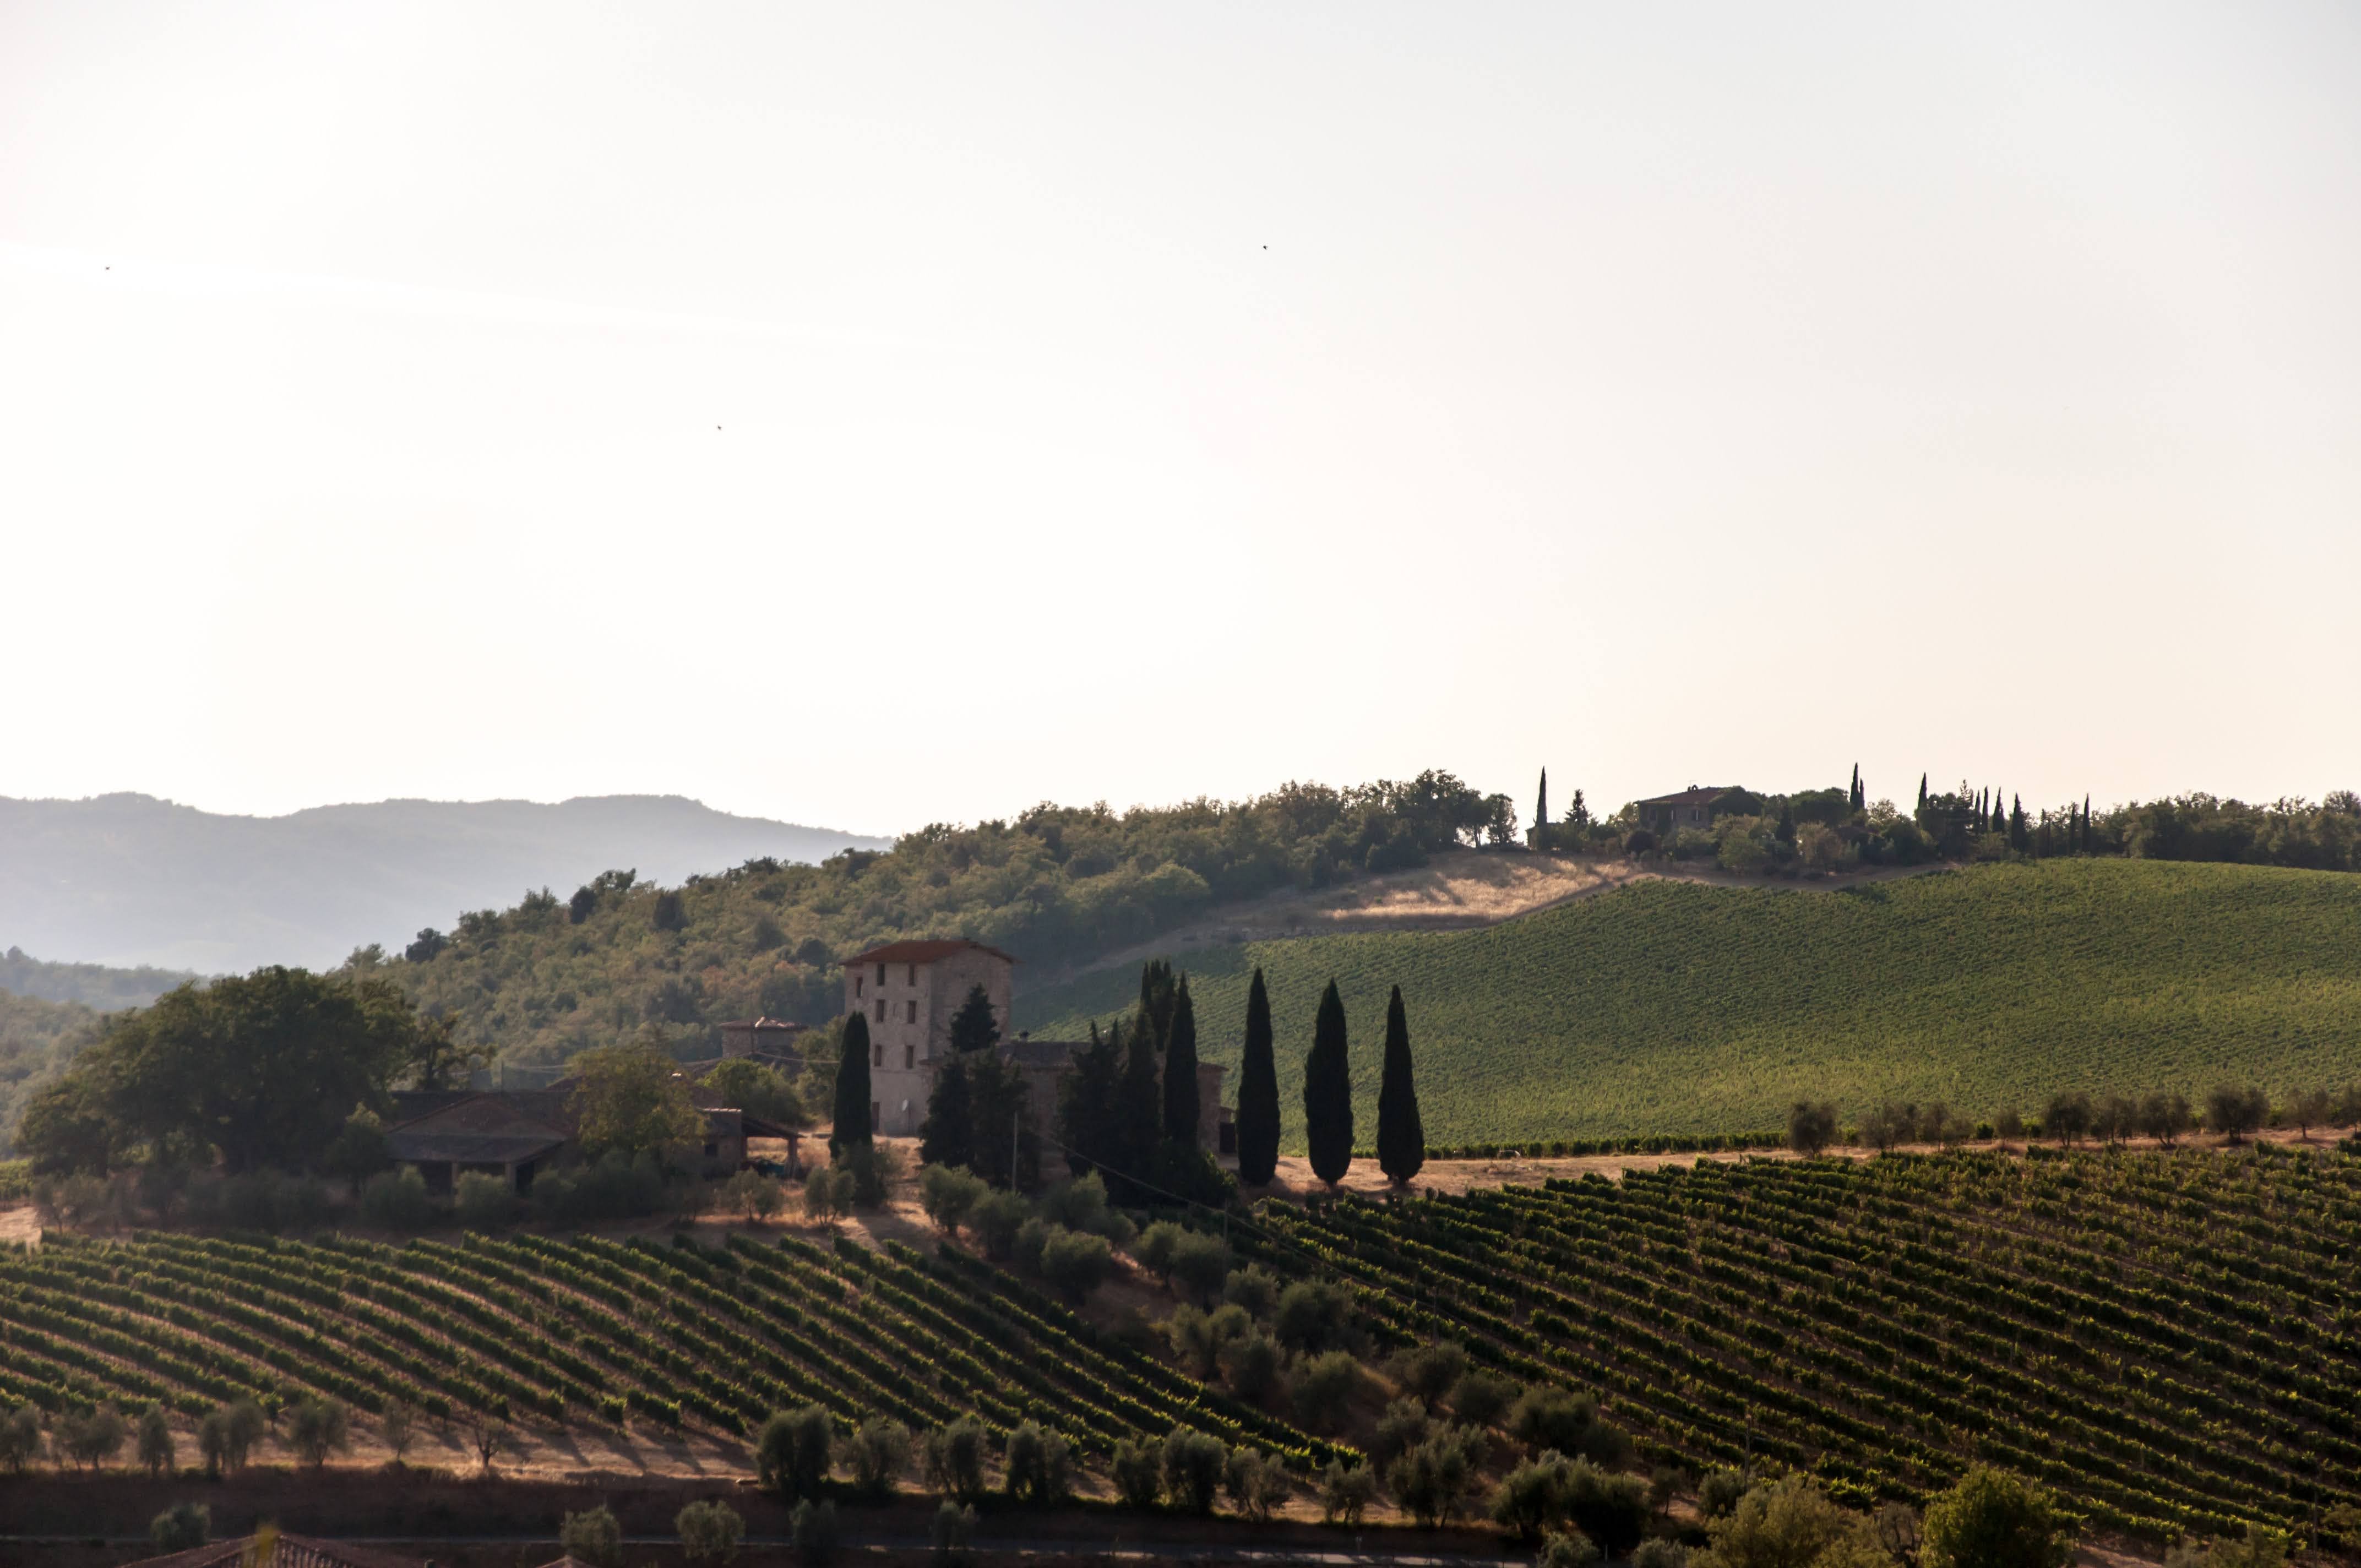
[0,792,891,973]
[0,945,196,1009]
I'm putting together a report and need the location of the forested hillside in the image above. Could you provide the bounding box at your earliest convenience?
[0,989,101,1156]
[378,773,2361,1090]
[382,775,1515,1069]
[1017,859,2361,1145]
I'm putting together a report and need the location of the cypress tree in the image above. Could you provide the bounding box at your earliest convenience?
[1236,968,1281,1186]
[831,1012,873,1156]
[1056,1020,1122,1177]
[2083,794,2093,853]
[919,1055,975,1172]
[948,983,1000,1054]
[1776,803,1796,845]
[1535,769,1549,851]
[1375,985,1424,1187]
[965,1050,1037,1190]
[1118,1009,1162,1195]
[1136,960,1177,1052]
[1918,774,1928,810]
[2009,794,2030,853]
[1162,974,1201,1145]
[1303,980,1354,1187]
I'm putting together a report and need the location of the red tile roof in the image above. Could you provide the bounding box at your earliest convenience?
[841,938,1018,967]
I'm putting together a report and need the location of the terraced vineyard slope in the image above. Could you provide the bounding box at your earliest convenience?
[1018,858,2361,1144]
[0,1229,1334,1465]
[1247,1141,2361,1539]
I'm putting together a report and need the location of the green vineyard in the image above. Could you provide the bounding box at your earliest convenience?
[0,1228,1335,1466]
[1245,1141,2361,1539]
[6,1143,2355,1544]
[1018,858,2361,1145]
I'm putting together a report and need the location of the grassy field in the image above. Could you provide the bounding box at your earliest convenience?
[1013,858,2361,1146]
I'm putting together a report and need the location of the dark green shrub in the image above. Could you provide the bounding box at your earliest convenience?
[559,1506,623,1568]
[359,1167,433,1229]
[150,1503,210,1552]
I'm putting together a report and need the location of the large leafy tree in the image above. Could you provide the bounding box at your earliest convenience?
[698,1058,807,1127]
[406,1009,491,1092]
[1375,984,1424,1187]
[1234,968,1280,1186]
[1161,976,1200,1145]
[1921,1466,2076,1568]
[571,1036,705,1158]
[18,967,424,1175]
[1303,979,1354,1186]
[831,1012,873,1156]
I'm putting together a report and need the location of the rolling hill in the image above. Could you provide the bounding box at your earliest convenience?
[1013,858,2361,1145]
[0,792,888,973]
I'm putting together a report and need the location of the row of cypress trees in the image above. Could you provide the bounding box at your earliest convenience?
[835,960,1429,1197]
[1236,971,1425,1191]
[1053,962,1228,1205]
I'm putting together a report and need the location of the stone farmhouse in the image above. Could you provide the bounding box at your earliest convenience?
[1636,785,1737,836]
[845,938,1232,1153]
[847,938,1018,1135]
[383,1080,797,1195]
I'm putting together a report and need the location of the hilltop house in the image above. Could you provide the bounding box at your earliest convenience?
[842,937,1231,1152]
[1636,786,1737,836]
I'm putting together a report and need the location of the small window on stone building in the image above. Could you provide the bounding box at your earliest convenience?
[906,1000,917,1024]
[875,999,886,1022]
[870,1100,880,1131]
[907,963,917,984]
[904,1045,914,1069]
[872,1042,883,1068]
[855,975,864,999]
[877,963,887,984]
[703,1141,717,1158]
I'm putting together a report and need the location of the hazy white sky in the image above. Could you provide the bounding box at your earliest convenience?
[4,2,2357,838]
